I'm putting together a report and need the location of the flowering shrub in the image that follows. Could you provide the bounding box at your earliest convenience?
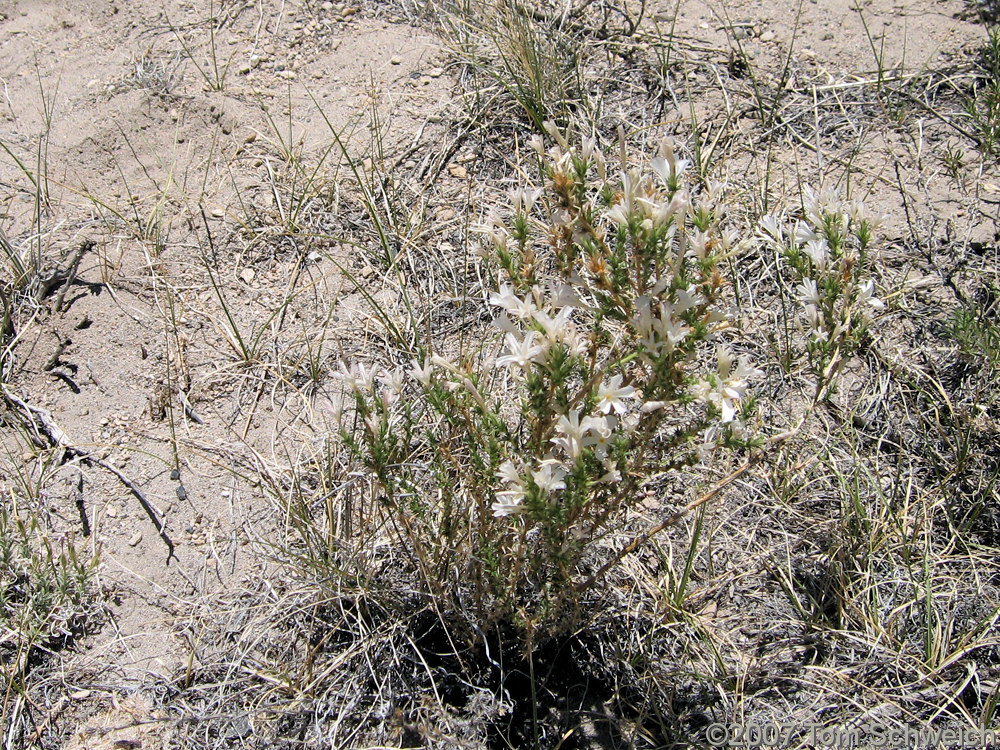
[759,189,885,395]
[335,126,759,638]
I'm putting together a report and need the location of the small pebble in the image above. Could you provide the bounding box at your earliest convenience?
[176,484,188,500]
[128,532,142,547]
[170,468,180,480]
[390,56,402,65]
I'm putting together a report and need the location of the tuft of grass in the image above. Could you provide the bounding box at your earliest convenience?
[950,294,1000,370]
[0,491,101,745]
[441,0,586,133]
[165,0,235,92]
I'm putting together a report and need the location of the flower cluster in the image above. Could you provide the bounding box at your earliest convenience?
[481,126,759,528]
[760,188,886,390]
[333,125,760,631]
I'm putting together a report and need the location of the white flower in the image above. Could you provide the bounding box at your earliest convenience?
[496,332,543,370]
[608,170,640,226]
[543,120,569,150]
[552,410,586,459]
[551,409,605,460]
[696,425,719,462]
[621,412,641,434]
[713,347,761,423]
[593,147,606,181]
[490,283,537,320]
[607,203,632,227]
[510,187,543,214]
[597,466,621,483]
[803,187,843,230]
[328,396,345,424]
[595,374,636,415]
[689,230,710,260]
[721,227,739,251]
[531,459,567,494]
[459,376,488,411]
[803,305,828,342]
[335,362,376,394]
[640,400,669,413]
[533,307,574,345]
[410,359,433,387]
[496,460,523,486]
[653,315,688,354]
[544,281,582,310]
[632,296,654,338]
[856,279,884,310]
[650,149,690,188]
[794,220,818,246]
[528,134,545,158]
[585,417,615,458]
[804,239,829,269]
[492,494,525,517]
[380,367,405,393]
[704,179,726,206]
[561,327,587,358]
[379,367,406,406]
[492,459,527,516]
[364,413,382,437]
[637,194,686,228]
[492,312,521,336]
[431,354,459,373]
[796,278,822,307]
[759,214,783,242]
[483,227,509,252]
[673,286,704,315]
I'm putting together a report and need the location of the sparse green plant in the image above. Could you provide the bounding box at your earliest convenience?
[965,25,1000,157]
[166,0,235,92]
[332,126,759,647]
[199,216,289,369]
[759,189,887,397]
[950,295,1000,370]
[939,142,968,184]
[0,493,100,741]
[126,47,183,94]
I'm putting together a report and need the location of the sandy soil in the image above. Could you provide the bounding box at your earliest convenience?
[1,0,996,746]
